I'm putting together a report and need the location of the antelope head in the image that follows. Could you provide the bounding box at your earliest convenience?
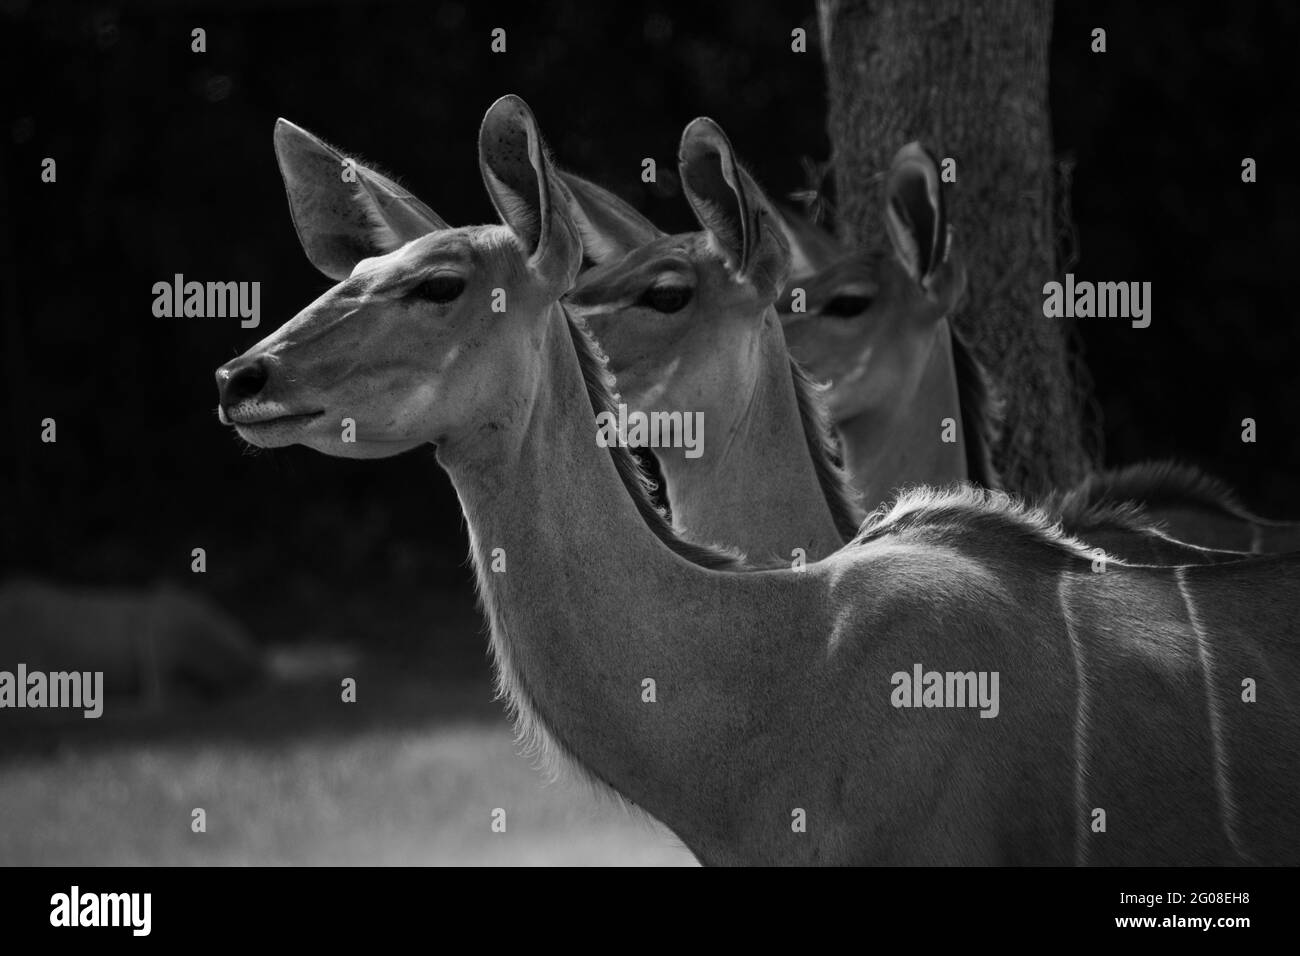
[561,118,791,427]
[778,143,967,422]
[214,95,581,462]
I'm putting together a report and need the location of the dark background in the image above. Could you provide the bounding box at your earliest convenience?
[2,0,1297,655]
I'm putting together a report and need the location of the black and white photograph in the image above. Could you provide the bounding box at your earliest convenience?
[0,0,1296,922]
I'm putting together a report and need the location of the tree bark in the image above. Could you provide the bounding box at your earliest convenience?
[818,0,1093,496]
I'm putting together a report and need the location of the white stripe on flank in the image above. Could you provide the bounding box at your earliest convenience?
[1175,567,1250,862]
[1056,574,1091,867]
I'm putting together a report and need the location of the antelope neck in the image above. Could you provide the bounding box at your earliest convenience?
[656,311,844,561]
[838,320,967,512]
[435,304,794,854]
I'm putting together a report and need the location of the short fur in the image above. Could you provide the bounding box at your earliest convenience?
[566,313,755,571]
[853,484,1102,566]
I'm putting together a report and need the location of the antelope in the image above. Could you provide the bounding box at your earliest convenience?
[215,95,1300,865]
[777,146,1297,560]
[778,143,982,514]
[561,143,1236,567]
[559,121,859,563]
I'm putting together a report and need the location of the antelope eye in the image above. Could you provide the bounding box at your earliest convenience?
[820,294,874,318]
[410,275,466,304]
[640,284,693,313]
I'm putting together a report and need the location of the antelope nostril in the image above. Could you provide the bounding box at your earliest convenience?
[217,356,270,406]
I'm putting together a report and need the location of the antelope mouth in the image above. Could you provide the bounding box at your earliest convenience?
[219,404,325,429]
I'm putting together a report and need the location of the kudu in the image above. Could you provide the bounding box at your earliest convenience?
[560,121,859,563]
[561,143,1233,567]
[777,146,1296,561]
[216,96,1300,865]
[778,144,981,513]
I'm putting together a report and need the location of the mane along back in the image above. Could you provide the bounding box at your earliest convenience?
[1062,460,1259,521]
[1046,492,1164,537]
[852,485,1100,566]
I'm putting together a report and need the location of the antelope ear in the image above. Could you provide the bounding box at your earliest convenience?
[773,203,842,281]
[883,142,954,290]
[678,117,790,299]
[478,95,582,291]
[273,118,448,280]
[557,172,664,267]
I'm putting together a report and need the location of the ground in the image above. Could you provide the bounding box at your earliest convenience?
[0,656,696,867]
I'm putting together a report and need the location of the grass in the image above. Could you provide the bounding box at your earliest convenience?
[0,634,698,867]
[0,576,697,866]
[0,717,696,866]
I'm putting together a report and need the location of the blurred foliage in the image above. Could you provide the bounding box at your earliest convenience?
[0,0,1296,648]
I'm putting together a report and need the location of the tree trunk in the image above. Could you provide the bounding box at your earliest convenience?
[818,0,1094,496]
